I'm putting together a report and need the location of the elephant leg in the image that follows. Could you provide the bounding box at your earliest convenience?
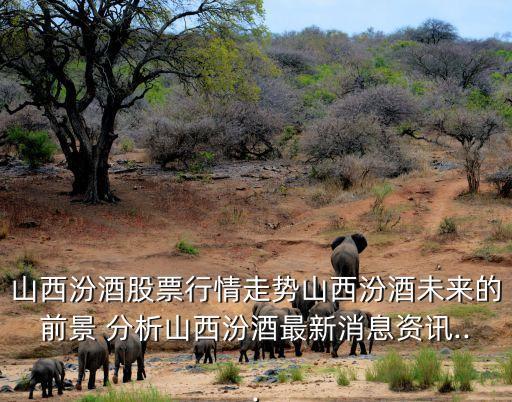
[253,348,259,362]
[359,341,368,355]
[207,350,213,364]
[88,369,97,390]
[54,372,63,395]
[238,352,243,363]
[294,340,303,357]
[112,355,120,384]
[324,340,331,354]
[331,340,342,358]
[28,378,36,399]
[103,361,109,386]
[47,378,53,397]
[41,381,48,398]
[137,355,145,380]
[319,341,325,353]
[123,363,132,383]
[76,358,85,390]
[349,337,358,356]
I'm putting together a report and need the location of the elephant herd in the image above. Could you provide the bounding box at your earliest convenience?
[26,233,368,399]
[27,333,146,399]
[235,233,373,363]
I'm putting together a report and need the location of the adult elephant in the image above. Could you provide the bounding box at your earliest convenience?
[292,281,325,319]
[76,334,111,391]
[307,301,338,353]
[330,233,367,289]
[112,333,147,384]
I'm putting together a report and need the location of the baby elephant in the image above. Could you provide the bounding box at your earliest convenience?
[28,358,65,399]
[239,331,263,363]
[193,339,217,364]
[112,333,147,384]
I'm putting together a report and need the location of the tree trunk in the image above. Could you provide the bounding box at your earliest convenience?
[66,149,116,203]
[465,153,481,194]
[82,142,118,204]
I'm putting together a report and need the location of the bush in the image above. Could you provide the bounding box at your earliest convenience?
[145,117,214,167]
[278,370,288,383]
[452,350,476,391]
[78,386,172,402]
[371,183,400,231]
[215,362,241,384]
[437,371,455,393]
[213,101,283,160]
[412,348,441,389]
[490,220,512,241]
[175,239,198,256]
[290,367,304,382]
[438,217,457,235]
[366,351,414,391]
[7,127,57,168]
[119,137,135,153]
[0,256,41,292]
[486,168,512,197]
[499,352,512,385]
[336,369,350,386]
[335,368,356,386]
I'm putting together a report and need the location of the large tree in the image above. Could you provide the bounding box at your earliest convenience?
[0,0,263,203]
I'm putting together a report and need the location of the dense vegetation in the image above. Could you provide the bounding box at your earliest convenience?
[2,14,512,198]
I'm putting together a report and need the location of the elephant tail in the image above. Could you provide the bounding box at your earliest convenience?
[214,340,217,362]
[141,340,148,356]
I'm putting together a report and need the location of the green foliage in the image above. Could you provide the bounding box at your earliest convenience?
[277,370,288,383]
[290,367,304,382]
[473,242,512,261]
[371,183,400,231]
[175,239,199,256]
[412,348,441,389]
[366,351,414,391]
[0,254,41,292]
[215,362,241,384]
[78,386,172,402]
[189,151,216,174]
[278,126,300,159]
[499,352,512,384]
[119,137,135,153]
[452,350,477,391]
[7,127,57,168]
[191,37,265,100]
[438,217,457,235]
[336,369,350,386]
[303,88,336,106]
[336,367,356,386]
[145,78,172,106]
[436,304,496,319]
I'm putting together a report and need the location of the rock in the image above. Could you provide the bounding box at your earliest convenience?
[0,385,13,393]
[146,357,163,363]
[440,347,452,356]
[64,363,78,371]
[63,379,74,390]
[18,220,39,228]
[219,385,238,391]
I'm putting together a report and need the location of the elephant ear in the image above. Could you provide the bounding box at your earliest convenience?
[351,233,368,253]
[330,236,346,250]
